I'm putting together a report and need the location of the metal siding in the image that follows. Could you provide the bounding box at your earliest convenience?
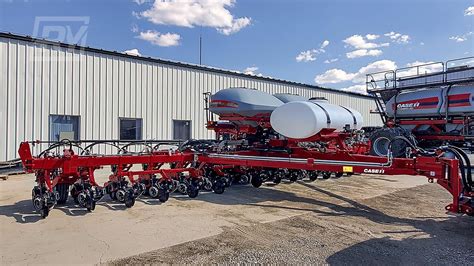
[93,54,100,143]
[163,65,170,139]
[16,42,25,153]
[7,41,17,161]
[25,45,34,144]
[156,65,163,139]
[0,40,6,157]
[151,63,157,137]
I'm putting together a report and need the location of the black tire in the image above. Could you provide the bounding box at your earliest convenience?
[56,183,69,204]
[251,176,263,188]
[335,172,344,178]
[187,185,199,198]
[273,177,281,184]
[148,185,160,198]
[86,189,96,211]
[158,189,169,203]
[86,200,96,212]
[40,206,49,219]
[322,172,331,179]
[70,186,80,204]
[369,128,410,157]
[125,193,135,208]
[212,181,225,194]
[289,173,298,182]
[309,172,318,181]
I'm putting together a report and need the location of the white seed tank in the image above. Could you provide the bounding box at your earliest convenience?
[270,99,363,139]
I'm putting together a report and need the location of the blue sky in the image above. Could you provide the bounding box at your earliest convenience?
[1,0,473,94]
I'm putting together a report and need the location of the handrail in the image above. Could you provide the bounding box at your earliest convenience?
[365,56,474,93]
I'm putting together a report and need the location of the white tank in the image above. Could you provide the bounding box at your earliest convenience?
[270,99,363,139]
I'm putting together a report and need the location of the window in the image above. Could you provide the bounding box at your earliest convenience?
[119,118,142,140]
[49,115,80,141]
[173,120,191,140]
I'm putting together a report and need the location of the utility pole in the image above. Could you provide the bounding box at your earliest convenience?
[199,33,202,65]
[199,26,203,65]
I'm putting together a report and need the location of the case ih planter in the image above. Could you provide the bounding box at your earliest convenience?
[18,86,473,218]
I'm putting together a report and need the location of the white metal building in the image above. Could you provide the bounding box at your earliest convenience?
[0,32,381,161]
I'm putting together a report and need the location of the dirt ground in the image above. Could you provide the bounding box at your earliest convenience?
[0,171,472,265]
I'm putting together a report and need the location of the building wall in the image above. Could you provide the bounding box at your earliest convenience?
[0,35,382,161]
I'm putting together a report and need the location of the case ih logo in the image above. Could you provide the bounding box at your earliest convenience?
[397,102,420,109]
[363,168,385,174]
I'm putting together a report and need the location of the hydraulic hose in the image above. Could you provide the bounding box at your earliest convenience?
[446,145,473,191]
[387,135,472,192]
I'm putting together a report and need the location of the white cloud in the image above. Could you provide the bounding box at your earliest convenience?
[384,31,410,44]
[365,34,379,40]
[340,85,367,95]
[449,36,467,42]
[296,40,329,62]
[218,17,251,35]
[296,49,318,62]
[243,66,262,76]
[137,30,181,46]
[346,49,382,59]
[465,6,474,16]
[321,40,330,49]
[140,0,251,35]
[449,31,473,42]
[314,69,355,84]
[352,60,397,83]
[324,58,338,64]
[343,34,389,49]
[123,48,141,56]
[315,59,397,84]
[131,24,139,33]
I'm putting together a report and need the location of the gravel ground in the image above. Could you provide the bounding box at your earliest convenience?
[113,184,474,265]
[1,171,472,264]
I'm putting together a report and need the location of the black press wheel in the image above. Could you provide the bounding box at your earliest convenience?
[158,189,170,203]
[70,186,80,204]
[124,190,135,208]
[212,180,225,194]
[187,184,199,198]
[309,172,318,181]
[40,206,49,219]
[56,183,70,204]
[322,172,331,179]
[148,185,160,198]
[273,177,281,184]
[251,175,263,188]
